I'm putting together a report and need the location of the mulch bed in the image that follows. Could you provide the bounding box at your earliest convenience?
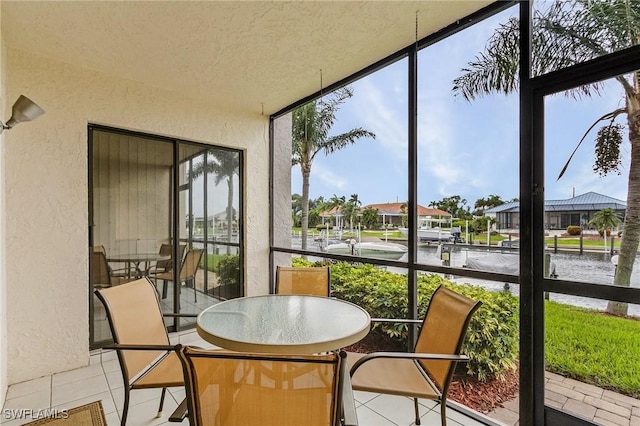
[345,332,519,414]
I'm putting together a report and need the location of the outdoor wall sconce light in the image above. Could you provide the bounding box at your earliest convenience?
[0,95,45,134]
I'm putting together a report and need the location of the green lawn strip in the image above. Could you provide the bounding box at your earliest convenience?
[545,301,640,397]
[203,254,222,271]
[545,237,622,249]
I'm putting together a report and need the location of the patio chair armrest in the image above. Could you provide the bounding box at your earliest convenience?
[350,351,469,376]
[340,357,359,426]
[168,398,188,423]
[370,318,422,324]
[102,344,176,352]
[162,313,198,318]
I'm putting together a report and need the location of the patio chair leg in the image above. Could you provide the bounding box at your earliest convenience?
[162,280,168,299]
[414,397,421,425]
[121,387,131,426]
[157,387,167,418]
[440,399,447,426]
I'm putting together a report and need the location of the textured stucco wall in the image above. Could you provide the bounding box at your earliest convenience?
[272,114,293,280]
[0,4,7,403]
[4,48,270,384]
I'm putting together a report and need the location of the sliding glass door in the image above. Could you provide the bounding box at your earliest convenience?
[89,126,243,348]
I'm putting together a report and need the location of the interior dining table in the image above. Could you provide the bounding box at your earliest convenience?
[106,253,171,278]
[196,294,371,354]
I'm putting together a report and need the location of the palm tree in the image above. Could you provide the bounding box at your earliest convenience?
[589,207,622,235]
[291,88,375,251]
[400,201,408,227]
[327,194,346,230]
[453,0,640,315]
[190,150,239,253]
[344,193,362,230]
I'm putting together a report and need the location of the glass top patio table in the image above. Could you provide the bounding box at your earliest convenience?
[106,253,171,263]
[197,294,371,354]
[106,253,171,277]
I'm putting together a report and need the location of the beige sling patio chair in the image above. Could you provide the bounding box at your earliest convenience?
[176,345,358,426]
[90,250,135,288]
[275,266,330,297]
[150,248,204,301]
[95,277,196,426]
[348,285,481,426]
[146,243,187,275]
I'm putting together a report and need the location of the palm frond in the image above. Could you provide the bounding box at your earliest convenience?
[556,108,626,180]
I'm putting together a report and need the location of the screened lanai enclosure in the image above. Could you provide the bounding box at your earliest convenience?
[88,126,244,348]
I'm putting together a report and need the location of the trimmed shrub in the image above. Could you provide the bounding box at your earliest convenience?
[326,262,518,382]
[567,226,581,235]
[217,254,240,287]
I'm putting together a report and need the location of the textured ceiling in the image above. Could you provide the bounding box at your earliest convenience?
[2,1,492,116]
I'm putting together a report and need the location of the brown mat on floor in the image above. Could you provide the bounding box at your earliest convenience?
[23,401,106,426]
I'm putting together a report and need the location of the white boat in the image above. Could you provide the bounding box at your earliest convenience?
[464,251,557,277]
[398,227,454,242]
[464,253,519,274]
[324,240,408,260]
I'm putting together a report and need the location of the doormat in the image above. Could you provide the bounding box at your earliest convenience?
[23,401,106,426]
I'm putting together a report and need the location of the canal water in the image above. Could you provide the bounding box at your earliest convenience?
[295,237,640,316]
[421,245,640,316]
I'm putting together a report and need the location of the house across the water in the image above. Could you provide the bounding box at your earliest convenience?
[484,191,626,230]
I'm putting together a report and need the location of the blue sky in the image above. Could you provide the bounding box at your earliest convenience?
[291,8,630,210]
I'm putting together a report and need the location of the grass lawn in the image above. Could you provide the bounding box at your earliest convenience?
[545,237,622,249]
[546,301,640,397]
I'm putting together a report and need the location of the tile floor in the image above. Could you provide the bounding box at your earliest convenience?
[1,330,496,426]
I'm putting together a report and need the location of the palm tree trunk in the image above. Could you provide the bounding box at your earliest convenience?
[607,98,640,315]
[301,167,311,250]
[226,178,234,255]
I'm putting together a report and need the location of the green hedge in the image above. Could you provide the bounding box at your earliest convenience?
[292,258,518,382]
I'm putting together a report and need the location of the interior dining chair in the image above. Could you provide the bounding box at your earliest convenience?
[90,250,135,288]
[348,285,481,426]
[150,248,204,301]
[146,243,187,275]
[176,345,358,426]
[275,266,330,297]
[95,277,196,426]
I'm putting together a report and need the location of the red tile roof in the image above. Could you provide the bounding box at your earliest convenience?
[319,202,451,217]
[363,202,451,217]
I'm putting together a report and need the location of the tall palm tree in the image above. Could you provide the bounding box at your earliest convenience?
[345,193,362,230]
[292,89,375,249]
[453,0,640,315]
[190,150,239,253]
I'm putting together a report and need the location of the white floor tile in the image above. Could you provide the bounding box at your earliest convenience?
[90,353,102,366]
[104,411,121,426]
[99,350,118,363]
[417,409,449,426]
[111,387,166,413]
[0,416,32,426]
[363,393,430,426]
[3,390,50,413]
[51,390,117,416]
[116,395,179,426]
[354,390,380,405]
[101,359,121,374]
[51,374,109,406]
[4,376,50,401]
[105,370,124,391]
[355,404,397,425]
[52,363,104,387]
